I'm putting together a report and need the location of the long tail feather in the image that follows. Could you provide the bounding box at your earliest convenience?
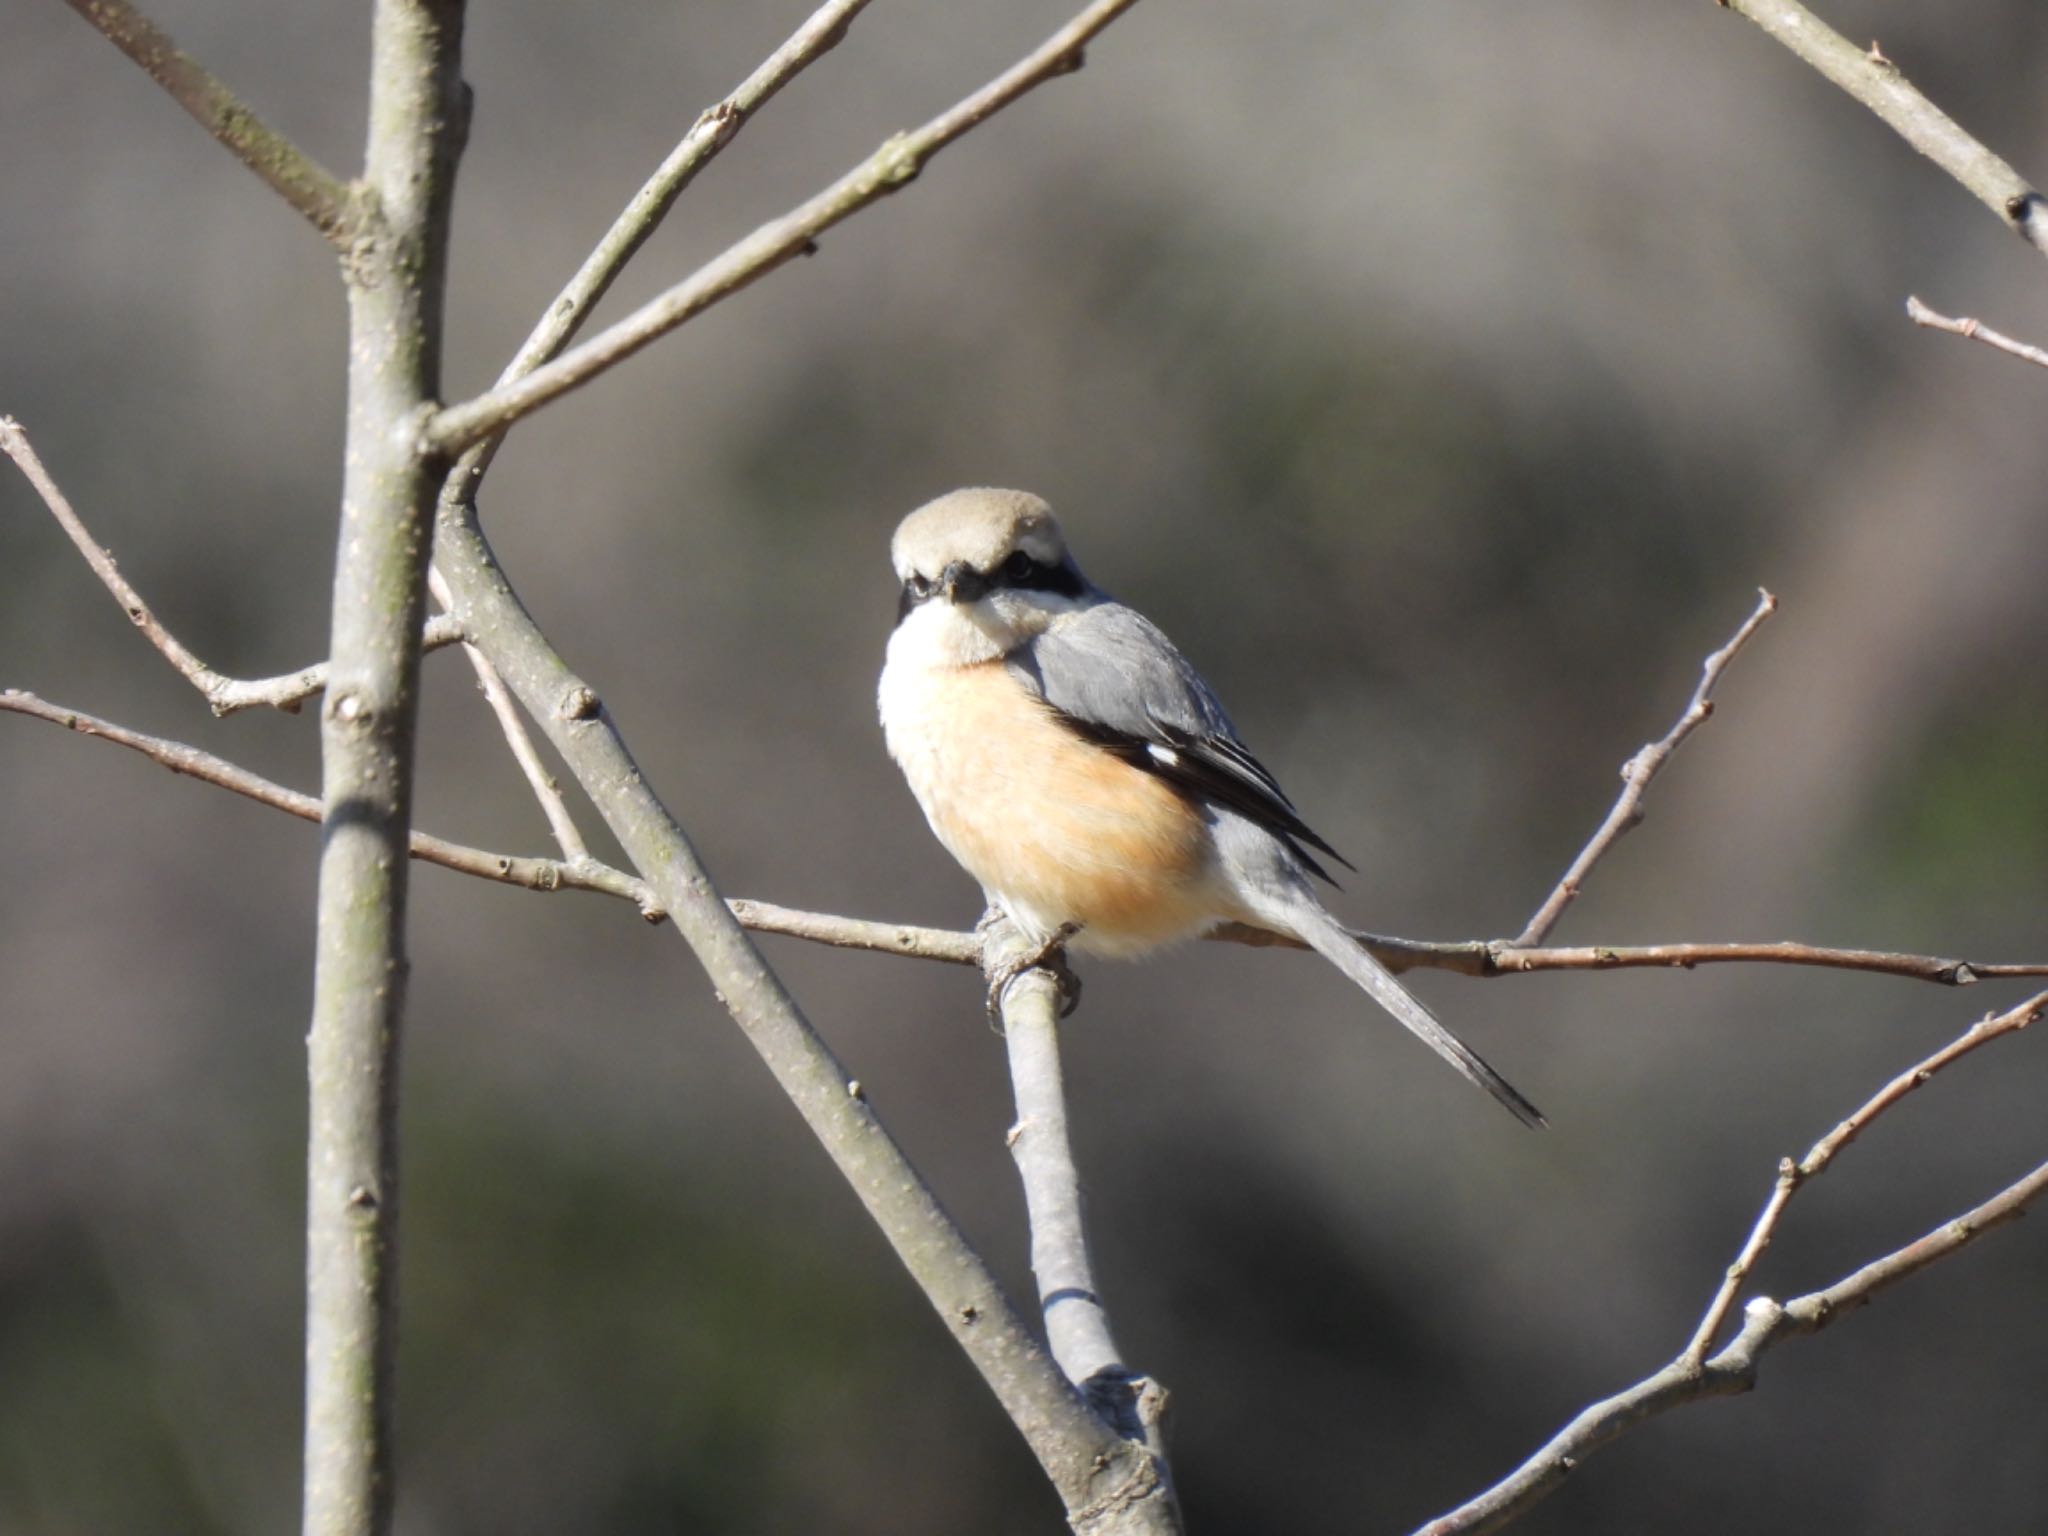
[1290,906,1546,1128]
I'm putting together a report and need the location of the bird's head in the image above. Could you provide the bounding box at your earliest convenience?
[889,488,1094,662]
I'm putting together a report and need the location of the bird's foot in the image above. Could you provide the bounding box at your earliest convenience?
[984,921,1083,1029]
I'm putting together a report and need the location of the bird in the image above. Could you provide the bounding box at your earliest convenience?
[877,487,1544,1128]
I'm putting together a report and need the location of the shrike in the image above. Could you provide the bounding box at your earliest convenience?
[878,488,1543,1127]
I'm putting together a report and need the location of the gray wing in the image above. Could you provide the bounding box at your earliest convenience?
[1010,601,1350,882]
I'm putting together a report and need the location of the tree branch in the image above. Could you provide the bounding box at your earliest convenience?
[426,566,596,862]
[1716,0,2048,258]
[1,416,464,713]
[301,3,465,1533]
[422,0,1144,456]
[1416,988,2048,1536]
[1456,937,2048,985]
[1905,295,2048,371]
[0,689,663,915]
[441,0,874,499]
[16,684,2044,992]
[1513,589,1777,947]
[60,0,357,246]
[987,917,1180,1532]
[1680,989,2045,1364]
[728,897,981,963]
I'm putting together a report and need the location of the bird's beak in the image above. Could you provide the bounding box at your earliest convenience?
[939,561,987,604]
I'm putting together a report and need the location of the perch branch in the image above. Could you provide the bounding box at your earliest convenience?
[1,417,463,713]
[1416,987,2048,1536]
[13,685,2042,989]
[1513,589,1776,946]
[423,0,1144,454]
[60,0,356,245]
[1716,0,2048,258]
[1905,295,2048,371]
[8,682,2042,986]
[987,916,1179,1530]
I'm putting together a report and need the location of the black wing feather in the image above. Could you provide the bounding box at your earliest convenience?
[1011,601,1352,886]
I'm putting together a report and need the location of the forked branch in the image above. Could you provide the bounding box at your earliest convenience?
[1417,988,2048,1536]
[1,418,464,713]
[1679,993,2044,1364]
[424,0,1143,454]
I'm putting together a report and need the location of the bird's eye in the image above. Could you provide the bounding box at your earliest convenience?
[999,550,1036,582]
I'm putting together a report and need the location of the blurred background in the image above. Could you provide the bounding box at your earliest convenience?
[4,1,2046,1530]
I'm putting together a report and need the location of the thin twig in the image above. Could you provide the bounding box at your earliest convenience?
[1416,990,2048,1536]
[423,0,1143,455]
[1680,990,2045,1363]
[428,5,879,861]
[1,418,464,713]
[1905,295,2048,371]
[60,0,356,246]
[0,689,664,916]
[728,898,981,964]
[1465,938,2048,986]
[1716,0,2048,258]
[446,0,873,494]
[1222,924,2048,984]
[1513,590,1777,947]
[427,566,591,860]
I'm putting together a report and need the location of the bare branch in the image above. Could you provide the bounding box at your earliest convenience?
[1905,295,2048,371]
[1716,0,2048,258]
[729,898,982,964]
[9,691,2039,988]
[0,688,663,916]
[420,8,879,865]
[1,418,464,713]
[301,3,466,1530]
[217,615,469,714]
[1513,589,1777,947]
[498,0,871,388]
[987,916,1180,1531]
[440,0,874,498]
[1416,988,2048,1536]
[60,0,356,246]
[1463,937,2048,985]
[1219,924,2048,985]
[426,566,594,861]
[1680,990,2045,1363]
[1779,1154,2048,1321]
[423,0,1144,455]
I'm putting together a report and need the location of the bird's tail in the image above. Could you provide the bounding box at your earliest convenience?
[1285,904,1546,1129]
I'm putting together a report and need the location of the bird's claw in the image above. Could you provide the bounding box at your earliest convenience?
[984,922,1083,1029]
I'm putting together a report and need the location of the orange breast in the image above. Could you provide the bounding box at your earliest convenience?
[889,662,1224,954]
